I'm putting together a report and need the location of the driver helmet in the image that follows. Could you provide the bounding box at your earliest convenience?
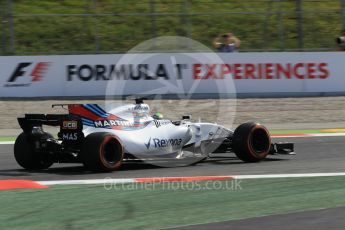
[153,112,164,120]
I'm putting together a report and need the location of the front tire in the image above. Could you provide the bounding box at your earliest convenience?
[14,132,54,170]
[81,132,124,172]
[233,122,271,162]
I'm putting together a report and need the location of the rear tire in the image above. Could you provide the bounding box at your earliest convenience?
[14,132,54,170]
[81,132,124,172]
[233,122,271,162]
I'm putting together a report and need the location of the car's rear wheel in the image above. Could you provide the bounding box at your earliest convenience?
[81,132,124,172]
[14,132,54,170]
[232,122,271,162]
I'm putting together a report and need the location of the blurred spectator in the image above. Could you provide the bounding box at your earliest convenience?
[336,29,345,51]
[213,32,241,52]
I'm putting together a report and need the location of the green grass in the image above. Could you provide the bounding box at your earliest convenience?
[0,0,342,54]
[269,129,323,134]
[0,136,15,142]
[1,177,345,229]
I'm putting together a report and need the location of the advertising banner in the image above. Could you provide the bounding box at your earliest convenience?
[0,52,343,98]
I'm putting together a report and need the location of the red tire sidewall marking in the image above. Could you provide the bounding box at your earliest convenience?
[247,124,271,158]
[99,135,124,170]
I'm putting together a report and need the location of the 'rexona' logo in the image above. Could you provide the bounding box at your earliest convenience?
[5,62,51,87]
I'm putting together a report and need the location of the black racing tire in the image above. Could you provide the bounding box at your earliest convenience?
[14,132,54,170]
[81,132,124,172]
[233,122,271,162]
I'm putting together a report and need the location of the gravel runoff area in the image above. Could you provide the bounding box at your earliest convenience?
[0,96,345,136]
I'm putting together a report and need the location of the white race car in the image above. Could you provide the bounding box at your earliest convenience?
[14,99,294,171]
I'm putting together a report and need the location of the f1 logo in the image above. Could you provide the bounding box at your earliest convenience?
[7,62,51,82]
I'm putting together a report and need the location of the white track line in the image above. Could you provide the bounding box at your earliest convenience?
[40,178,135,186]
[38,173,345,186]
[0,141,14,145]
[272,133,345,138]
[234,172,345,179]
[311,133,345,137]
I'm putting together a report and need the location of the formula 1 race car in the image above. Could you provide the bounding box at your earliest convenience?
[14,99,294,172]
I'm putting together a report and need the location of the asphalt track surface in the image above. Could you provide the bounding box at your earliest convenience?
[0,136,344,181]
[169,207,345,230]
[1,136,345,229]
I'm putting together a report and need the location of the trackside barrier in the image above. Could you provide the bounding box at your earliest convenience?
[0,52,344,98]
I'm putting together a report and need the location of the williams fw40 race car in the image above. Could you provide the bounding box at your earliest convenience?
[14,99,294,172]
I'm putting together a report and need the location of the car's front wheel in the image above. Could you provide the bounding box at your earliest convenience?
[232,122,271,162]
[81,132,124,172]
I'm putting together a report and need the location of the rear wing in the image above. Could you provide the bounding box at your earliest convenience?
[18,113,83,135]
[18,104,109,135]
[17,103,86,134]
[19,114,65,132]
